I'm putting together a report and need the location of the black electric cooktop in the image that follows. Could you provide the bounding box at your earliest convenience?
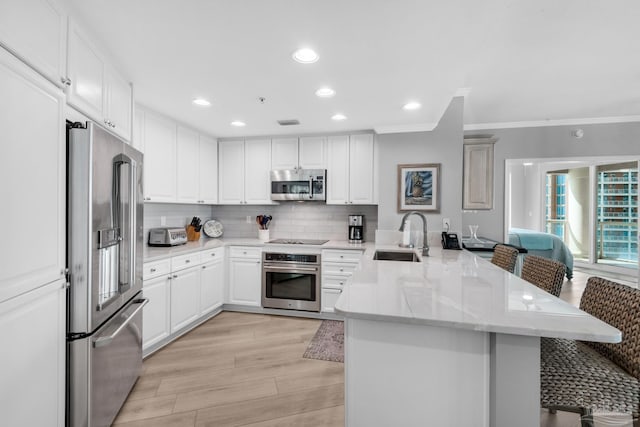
[267,238,329,245]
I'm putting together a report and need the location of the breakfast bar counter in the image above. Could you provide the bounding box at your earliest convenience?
[335,246,620,427]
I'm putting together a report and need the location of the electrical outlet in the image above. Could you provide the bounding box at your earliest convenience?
[160,216,166,226]
[246,215,252,224]
[442,217,450,231]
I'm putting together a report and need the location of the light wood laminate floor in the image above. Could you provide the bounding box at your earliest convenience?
[114,268,637,427]
[113,312,343,427]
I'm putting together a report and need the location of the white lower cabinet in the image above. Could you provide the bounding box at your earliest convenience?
[200,250,224,314]
[0,280,65,427]
[321,249,363,313]
[170,266,201,333]
[228,246,262,306]
[142,274,171,349]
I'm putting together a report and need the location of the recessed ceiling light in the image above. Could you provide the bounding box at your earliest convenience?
[331,113,347,121]
[230,120,246,127]
[315,87,335,98]
[192,98,211,107]
[403,101,422,111]
[292,48,319,64]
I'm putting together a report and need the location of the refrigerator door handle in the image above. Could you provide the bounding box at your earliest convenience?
[93,298,148,348]
[112,154,137,295]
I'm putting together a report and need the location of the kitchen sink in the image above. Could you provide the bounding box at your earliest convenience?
[373,250,421,262]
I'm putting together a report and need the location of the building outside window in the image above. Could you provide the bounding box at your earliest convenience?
[545,173,567,239]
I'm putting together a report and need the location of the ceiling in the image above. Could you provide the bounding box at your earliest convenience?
[66,0,640,138]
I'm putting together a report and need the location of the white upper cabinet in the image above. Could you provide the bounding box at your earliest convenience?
[349,133,375,204]
[198,135,218,204]
[0,0,67,86]
[271,137,299,170]
[219,139,272,204]
[143,110,177,202]
[132,107,145,153]
[67,19,133,140]
[0,47,65,303]
[327,134,375,205]
[271,136,326,170]
[299,136,326,169]
[176,126,200,203]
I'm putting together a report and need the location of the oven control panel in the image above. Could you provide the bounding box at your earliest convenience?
[263,252,319,264]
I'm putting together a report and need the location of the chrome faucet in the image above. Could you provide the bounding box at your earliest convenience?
[398,211,429,256]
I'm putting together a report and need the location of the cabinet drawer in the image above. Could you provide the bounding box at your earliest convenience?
[322,262,359,276]
[322,249,363,263]
[201,247,224,262]
[171,252,202,272]
[229,246,262,259]
[322,275,349,289]
[143,259,171,280]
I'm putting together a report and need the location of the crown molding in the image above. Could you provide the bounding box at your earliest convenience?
[374,122,438,134]
[464,115,640,131]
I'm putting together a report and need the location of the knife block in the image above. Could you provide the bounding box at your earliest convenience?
[186,225,200,241]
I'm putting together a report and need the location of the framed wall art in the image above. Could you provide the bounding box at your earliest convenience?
[397,163,440,212]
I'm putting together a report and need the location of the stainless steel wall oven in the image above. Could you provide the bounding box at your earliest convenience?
[262,252,320,312]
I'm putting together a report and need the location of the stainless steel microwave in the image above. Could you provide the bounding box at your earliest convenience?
[270,169,326,201]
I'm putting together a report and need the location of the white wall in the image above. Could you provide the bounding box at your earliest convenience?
[376,97,464,239]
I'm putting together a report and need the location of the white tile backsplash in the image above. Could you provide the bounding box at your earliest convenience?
[143,203,378,242]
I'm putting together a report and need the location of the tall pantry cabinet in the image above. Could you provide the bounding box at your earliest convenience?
[0,46,66,427]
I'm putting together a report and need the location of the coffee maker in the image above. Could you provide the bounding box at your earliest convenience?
[348,215,364,243]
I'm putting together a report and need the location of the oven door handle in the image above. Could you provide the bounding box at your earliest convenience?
[263,265,319,273]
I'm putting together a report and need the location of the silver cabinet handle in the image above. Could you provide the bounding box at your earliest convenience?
[93,298,148,348]
[202,265,206,269]
[185,259,190,263]
[60,77,71,86]
[150,268,156,273]
[173,274,178,278]
[210,253,216,257]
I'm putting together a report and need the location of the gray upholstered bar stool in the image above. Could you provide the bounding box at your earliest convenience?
[520,255,566,297]
[490,244,519,274]
[541,277,640,425]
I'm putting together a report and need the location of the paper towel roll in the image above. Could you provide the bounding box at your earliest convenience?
[402,220,411,245]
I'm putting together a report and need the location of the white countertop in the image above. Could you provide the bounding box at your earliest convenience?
[335,245,622,343]
[143,238,373,262]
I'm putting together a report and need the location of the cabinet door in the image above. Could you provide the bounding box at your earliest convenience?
[0,0,66,86]
[143,111,176,202]
[218,140,245,204]
[0,280,65,426]
[349,134,375,204]
[176,126,200,203]
[244,138,272,204]
[170,266,201,333]
[321,287,342,313]
[104,65,132,141]
[463,140,495,210]
[271,137,299,170]
[198,135,218,204]
[67,19,104,122]
[142,275,171,350]
[228,258,261,306]
[326,135,350,205]
[132,108,144,152]
[200,259,224,315]
[299,136,326,169]
[0,47,65,303]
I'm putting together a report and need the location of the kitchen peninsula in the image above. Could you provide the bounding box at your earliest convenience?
[336,246,621,427]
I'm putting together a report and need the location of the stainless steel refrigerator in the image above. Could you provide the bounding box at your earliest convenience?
[66,121,147,426]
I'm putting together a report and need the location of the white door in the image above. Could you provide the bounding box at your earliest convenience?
[299,136,326,169]
[349,134,375,204]
[0,0,66,86]
[0,280,65,427]
[271,137,299,170]
[67,19,105,122]
[170,266,201,333]
[0,47,65,302]
[142,275,171,350]
[218,140,245,204]
[143,111,176,202]
[198,135,218,204]
[200,259,224,314]
[244,138,273,204]
[326,135,350,205]
[228,258,261,306]
[176,126,200,203]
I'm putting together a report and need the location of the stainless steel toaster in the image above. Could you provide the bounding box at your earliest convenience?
[148,227,188,246]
